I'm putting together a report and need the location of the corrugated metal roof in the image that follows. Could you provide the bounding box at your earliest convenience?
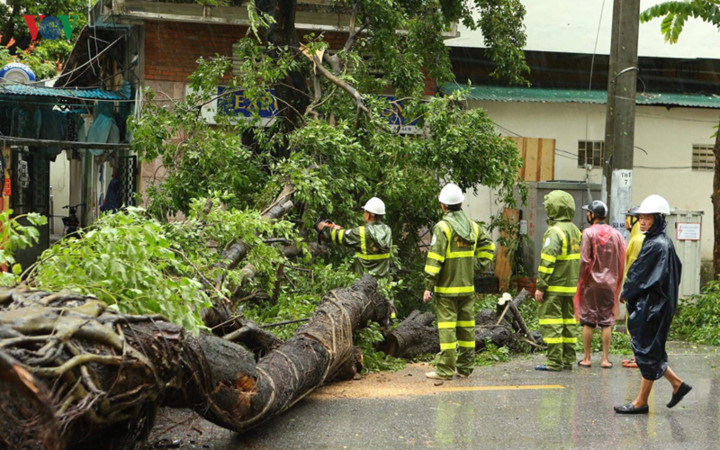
[0,84,127,100]
[442,83,720,109]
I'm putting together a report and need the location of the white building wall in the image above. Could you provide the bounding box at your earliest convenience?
[463,101,717,260]
[448,0,720,59]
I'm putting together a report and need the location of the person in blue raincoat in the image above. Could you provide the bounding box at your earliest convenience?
[614,194,692,414]
[100,167,122,213]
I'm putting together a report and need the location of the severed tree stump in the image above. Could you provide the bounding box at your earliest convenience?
[0,275,390,449]
[381,310,437,357]
[382,291,534,359]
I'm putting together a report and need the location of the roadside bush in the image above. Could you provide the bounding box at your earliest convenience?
[671,280,720,345]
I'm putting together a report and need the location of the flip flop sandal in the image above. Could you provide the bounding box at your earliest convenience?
[577,361,592,368]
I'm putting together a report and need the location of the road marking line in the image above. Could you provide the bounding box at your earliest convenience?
[437,385,565,392]
[311,384,565,400]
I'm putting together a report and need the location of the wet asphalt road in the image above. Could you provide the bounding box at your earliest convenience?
[149,343,720,449]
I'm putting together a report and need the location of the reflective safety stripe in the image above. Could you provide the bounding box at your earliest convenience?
[458,340,475,348]
[477,252,494,259]
[557,253,580,260]
[538,266,554,274]
[338,229,345,244]
[457,320,475,327]
[427,252,445,263]
[359,226,367,254]
[331,228,338,243]
[424,265,441,275]
[544,337,577,344]
[438,221,452,241]
[541,253,556,263]
[538,318,565,325]
[437,321,456,329]
[439,342,457,350]
[355,252,390,260]
[437,221,487,260]
[354,226,389,260]
[447,250,474,259]
[478,244,495,251]
[434,285,475,294]
[550,226,568,255]
[539,318,577,326]
[438,221,452,258]
[548,226,580,261]
[547,286,577,294]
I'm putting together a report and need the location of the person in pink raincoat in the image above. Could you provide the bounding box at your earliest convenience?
[575,200,626,369]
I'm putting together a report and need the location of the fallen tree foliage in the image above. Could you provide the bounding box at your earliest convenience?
[0,276,390,449]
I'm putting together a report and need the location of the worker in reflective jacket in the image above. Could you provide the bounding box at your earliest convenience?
[423,183,496,380]
[317,197,392,279]
[534,190,582,372]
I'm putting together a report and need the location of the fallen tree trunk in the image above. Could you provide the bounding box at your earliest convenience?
[382,290,534,359]
[0,276,390,449]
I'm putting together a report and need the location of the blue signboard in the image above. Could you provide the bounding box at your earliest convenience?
[380,95,421,134]
[217,86,278,118]
[213,89,421,133]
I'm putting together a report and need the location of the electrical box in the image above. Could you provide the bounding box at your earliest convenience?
[665,210,703,297]
[517,180,602,276]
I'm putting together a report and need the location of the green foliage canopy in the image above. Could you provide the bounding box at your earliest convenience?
[640,0,720,43]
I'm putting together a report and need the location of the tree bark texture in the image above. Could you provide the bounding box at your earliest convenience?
[257,0,309,134]
[0,276,390,449]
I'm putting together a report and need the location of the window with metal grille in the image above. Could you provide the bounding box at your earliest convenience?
[578,141,604,168]
[692,145,714,171]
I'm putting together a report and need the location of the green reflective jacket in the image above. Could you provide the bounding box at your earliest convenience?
[424,210,496,297]
[323,221,392,277]
[536,190,582,296]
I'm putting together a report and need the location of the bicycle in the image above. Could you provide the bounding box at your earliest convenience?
[61,203,85,236]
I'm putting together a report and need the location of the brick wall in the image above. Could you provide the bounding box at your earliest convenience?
[144,21,248,82]
[142,22,434,94]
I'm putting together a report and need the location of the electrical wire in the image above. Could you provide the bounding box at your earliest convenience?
[491,119,579,160]
[635,165,692,169]
[494,116,709,170]
[0,35,125,89]
[635,111,719,124]
[585,0,607,143]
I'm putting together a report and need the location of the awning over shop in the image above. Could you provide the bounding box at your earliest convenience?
[441,83,720,109]
[0,84,128,101]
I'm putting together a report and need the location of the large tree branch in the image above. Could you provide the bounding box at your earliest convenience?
[0,277,391,448]
[314,53,370,116]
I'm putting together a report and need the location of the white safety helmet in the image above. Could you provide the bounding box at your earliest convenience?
[636,194,671,215]
[438,183,465,205]
[363,197,386,215]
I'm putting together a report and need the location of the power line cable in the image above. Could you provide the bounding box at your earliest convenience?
[585,0,607,144]
[491,120,579,161]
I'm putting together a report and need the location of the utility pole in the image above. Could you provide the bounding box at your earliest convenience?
[604,0,640,238]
